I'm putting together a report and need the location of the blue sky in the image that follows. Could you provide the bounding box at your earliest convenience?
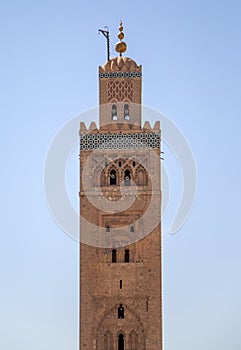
[1,0,241,349]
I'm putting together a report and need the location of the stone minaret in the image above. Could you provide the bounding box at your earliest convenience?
[79,22,162,350]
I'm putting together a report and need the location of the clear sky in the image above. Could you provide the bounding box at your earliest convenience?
[1,0,241,349]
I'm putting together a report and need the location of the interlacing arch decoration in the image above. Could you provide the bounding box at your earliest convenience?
[97,158,148,187]
[107,165,119,186]
[121,163,134,186]
[100,164,119,187]
[107,80,133,102]
[100,167,107,187]
[96,303,146,350]
[116,158,125,168]
[93,165,105,187]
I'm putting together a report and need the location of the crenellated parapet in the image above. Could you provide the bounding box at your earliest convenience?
[79,120,160,134]
[79,121,161,151]
[99,56,142,74]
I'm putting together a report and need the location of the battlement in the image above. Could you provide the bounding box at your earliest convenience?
[79,120,160,135]
[79,121,161,151]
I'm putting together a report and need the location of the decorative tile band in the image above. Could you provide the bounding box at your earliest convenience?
[99,71,142,79]
[80,132,160,150]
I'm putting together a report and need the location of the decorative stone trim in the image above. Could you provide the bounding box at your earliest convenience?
[80,132,160,150]
[99,71,142,79]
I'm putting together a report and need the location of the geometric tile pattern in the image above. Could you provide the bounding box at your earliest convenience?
[80,132,161,150]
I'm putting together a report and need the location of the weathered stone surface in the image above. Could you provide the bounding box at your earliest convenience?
[79,56,162,350]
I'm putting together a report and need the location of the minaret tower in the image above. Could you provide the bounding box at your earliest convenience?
[79,22,162,350]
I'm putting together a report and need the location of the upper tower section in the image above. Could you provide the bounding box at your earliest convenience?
[99,22,142,129]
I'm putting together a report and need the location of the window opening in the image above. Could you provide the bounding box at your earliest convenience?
[120,280,122,289]
[110,169,117,186]
[124,104,129,120]
[146,298,149,312]
[106,226,110,232]
[124,249,129,263]
[112,249,116,263]
[124,169,131,186]
[118,333,124,350]
[130,225,134,233]
[112,104,117,120]
[118,304,124,319]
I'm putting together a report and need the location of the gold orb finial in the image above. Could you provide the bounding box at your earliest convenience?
[115,20,127,56]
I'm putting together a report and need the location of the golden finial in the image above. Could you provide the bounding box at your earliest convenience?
[115,21,127,56]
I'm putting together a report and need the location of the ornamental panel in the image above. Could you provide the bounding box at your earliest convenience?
[107,80,133,102]
[80,132,160,150]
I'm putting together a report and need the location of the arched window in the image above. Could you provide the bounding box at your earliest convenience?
[112,249,116,263]
[106,226,110,232]
[118,333,124,350]
[124,104,129,120]
[124,169,131,186]
[112,104,117,120]
[110,169,117,185]
[118,304,124,319]
[130,225,134,233]
[124,249,129,263]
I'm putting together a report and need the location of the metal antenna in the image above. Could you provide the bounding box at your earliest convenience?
[98,26,110,61]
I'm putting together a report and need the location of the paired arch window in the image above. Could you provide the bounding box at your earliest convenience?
[111,104,130,121]
[102,163,148,187]
[109,167,133,186]
[111,249,130,263]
